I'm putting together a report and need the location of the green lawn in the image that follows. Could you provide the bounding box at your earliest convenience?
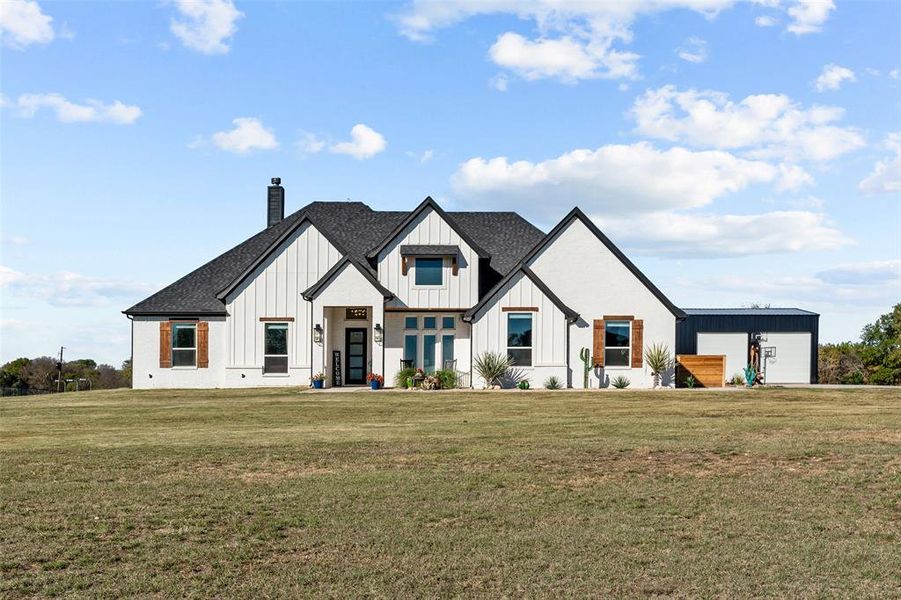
[1,387,899,597]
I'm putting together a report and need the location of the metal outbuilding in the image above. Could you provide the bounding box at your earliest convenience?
[676,308,820,384]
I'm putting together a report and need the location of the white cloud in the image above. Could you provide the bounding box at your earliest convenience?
[488,31,640,82]
[1,266,156,307]
[786,0,835,35]
[170,0,242,55]
[814,64,856,92]
[816,260,901,285]
[395,1,733,83]
[595,210,850,258]
[490,73,509,91]
[754,15,778,27]
[211,117,278,154]
[451,142,779,217]
[0,232,29,246]
[330,124,387,159]
[0,0,54,49]
[416,149,434,163]
[14,93,142,124]
[858,132,901,195]
[630,85,865,162]
[297,131,326,154]
[676,36,708,63]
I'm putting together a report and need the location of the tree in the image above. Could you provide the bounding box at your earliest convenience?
[0,358,31,389]
[21,356,58,391]
[859,303,901,385]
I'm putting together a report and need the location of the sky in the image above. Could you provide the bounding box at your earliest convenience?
[1,0,899,366]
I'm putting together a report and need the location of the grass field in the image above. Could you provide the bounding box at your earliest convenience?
[1,387,899,597]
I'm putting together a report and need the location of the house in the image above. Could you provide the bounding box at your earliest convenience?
[125,178,686,389]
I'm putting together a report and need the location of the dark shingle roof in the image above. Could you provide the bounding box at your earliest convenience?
[399,245,460,256]
[683,308,819,316]
[125,201,545,315]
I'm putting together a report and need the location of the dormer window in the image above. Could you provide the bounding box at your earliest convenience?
[415,257,443,286]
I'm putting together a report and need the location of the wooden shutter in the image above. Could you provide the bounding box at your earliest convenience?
[401,256,409,276]
[631,319,644,368]
[159,321,172,368]
[592,319,605,367]
[197,321,209,368]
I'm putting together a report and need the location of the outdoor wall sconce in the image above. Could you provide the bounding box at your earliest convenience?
[374,323,383,344]
[313,324,323,344]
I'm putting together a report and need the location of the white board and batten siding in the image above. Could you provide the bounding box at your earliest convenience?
[377,208,479,309]
[223,222,341,386]
[697,332,748,381]
[527,217,677,388]
[471,271,568,388]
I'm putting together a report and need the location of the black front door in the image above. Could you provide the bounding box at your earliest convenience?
[345,328,367,384]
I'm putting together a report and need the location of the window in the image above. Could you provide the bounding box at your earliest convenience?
[423,335,436,373]
[415,257,443,286]
[404,335,417,365]
[507,313,532,366]
[404,316,418,329]
[264,323,289,373]
[442,316,455,329]
[605,321,631,367]
[442,335,454,369]
[172,323,197,367]
[423,316,436,329]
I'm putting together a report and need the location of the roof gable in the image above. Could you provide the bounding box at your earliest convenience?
[464,266,579,323]
[301,257,394,301]
[525,208,686,320]
[366,197,490,260]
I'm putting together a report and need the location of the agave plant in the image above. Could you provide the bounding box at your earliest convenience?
[611,375,630,389]
[544,376,563,390]
[473,351,512,389]
[644,343,673,389]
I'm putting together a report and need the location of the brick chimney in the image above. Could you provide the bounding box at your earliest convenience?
[267,177,284,227]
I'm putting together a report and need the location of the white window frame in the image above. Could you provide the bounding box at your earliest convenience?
[604,320,631,369]
[506,313,533,368]
[263,322,289,375]
[171,322,197,369]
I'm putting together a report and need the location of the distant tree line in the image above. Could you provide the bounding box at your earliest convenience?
[819,303,900,385]
[0,357,131,395]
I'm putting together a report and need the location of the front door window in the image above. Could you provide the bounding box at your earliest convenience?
[345,328,367,384]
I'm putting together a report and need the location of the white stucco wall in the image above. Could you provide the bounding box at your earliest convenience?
[225,221,341,371]
[377,207,479,309]
[132,316,227,389]
[528,218,678,388]
[311,262,385,387]
[470,271,569,389]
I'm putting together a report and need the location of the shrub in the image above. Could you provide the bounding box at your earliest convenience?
[436,369,458,390]
[729,372,745,386]
[394,367,417,389]
[685,375,696,389]
[611,375,630,389]
[544,376,563,390]
[473,351,512,388]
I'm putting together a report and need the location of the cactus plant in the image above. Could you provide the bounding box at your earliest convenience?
[579,347,592,389]
[743,364,757,388]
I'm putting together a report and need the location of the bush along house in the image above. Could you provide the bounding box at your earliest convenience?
[125,178,691,389]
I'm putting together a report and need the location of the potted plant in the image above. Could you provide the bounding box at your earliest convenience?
[310,373,326,389]
[367,372,384,390]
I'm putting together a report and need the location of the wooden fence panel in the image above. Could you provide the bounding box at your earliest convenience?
[676,354,726,388]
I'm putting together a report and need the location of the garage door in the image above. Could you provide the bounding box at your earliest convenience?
[761,332,811,384]
[697,333,748,381]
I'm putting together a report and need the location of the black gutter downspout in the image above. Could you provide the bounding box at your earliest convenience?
[126,314,134,388]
